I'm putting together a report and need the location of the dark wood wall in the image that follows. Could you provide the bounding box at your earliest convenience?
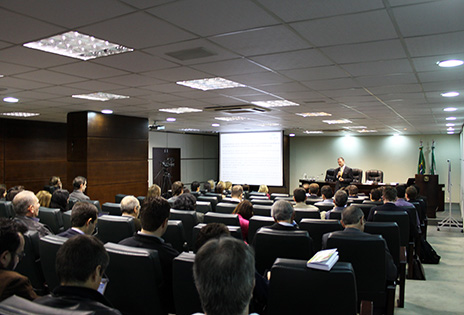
[0,118,67,192]
[67,112,148,204]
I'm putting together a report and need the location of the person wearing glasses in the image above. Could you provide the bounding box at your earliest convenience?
[58,202,98,238]
[13,190,52,237]
[0,218,37,301]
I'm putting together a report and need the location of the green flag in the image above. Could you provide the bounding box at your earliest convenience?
[418,143,426,175]
[430,141,436,175]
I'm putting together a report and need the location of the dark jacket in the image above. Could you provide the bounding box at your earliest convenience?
[266,222,299,231]
[14,216,52,238]
[57,228,83,238]
[0,270,37,302]
[335,166,353,189]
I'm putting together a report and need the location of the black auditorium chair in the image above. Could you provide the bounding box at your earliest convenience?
[38,207,64,234]
[254,228,313,275]
[172,252,202,315]
[274,196,294,202]
[96,215,136,244]
[365,170,384,183]
[268,259,358,315]
[101,202,121,215]
[306,198,323,205]
[169,209,198,250]
[221,197,240,204]
[203,212,240,227]
[325,168,337,182]
[115,194,126,203]
[192,223,243,252]
[137,196,145,205]
[293,209,320,223]
[39,235,68,291]
[0,295,93,315]
[62,210,72,230]
[253,204,272,217]
[249,192,267,197]
[195,200,212,213]
[87,200,102,212]
[164,220,187,253]
[0,201,15,218]
[196,195,218,212]
[204,192,223,202]
[355,203,375,219]
[328,209,343,220]
[352,168,363,183]
[270,193,289,200]
[249,195,269,201]
[314,202,334,212]
[104,243,165,315]
[215,202,237,214]
[248,216,275,244]
[299,219,343,253]
[67,197,78,211]
[251,199,273,206]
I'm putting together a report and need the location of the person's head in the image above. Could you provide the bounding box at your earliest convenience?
[302,183,310,193]
[147,184,161,198]
[341,205,364,230]
[334,189,348,207]
[224,181,233,191]
[56,235,109,290]
[194,237,255,315]
[0,184,7,199]
[49,176,62,189]
[173,193,197,211]
[171,181,184,197]
[370,188,382,201]
[207,180,215,192]
[204,182,211,192]
[396,185,407,199]
[293,188,307,203]
[337,157,345,167]
[232,200,253,220]
[13,190,40,217]
[215,182,224,194]
[6,186,24,202]
[271,200,294,223]
[191,181,201,192]
[347,185,358,197]
[0,218,27,270]
[383,187,397,202]
[196,223,230,250]
[36,190,52,207]
[321,185,333,199]
[258,184,269,194]
[50,189,70,212]
[70,202,98,235]
[309,183,319,195]
[120,195,140,216]
[231,185,243,199]
[72,176,87,192]
[406,186,418,200]
[140,197,171,234]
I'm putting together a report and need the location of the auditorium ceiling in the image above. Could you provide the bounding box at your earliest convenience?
[0,0,463,136]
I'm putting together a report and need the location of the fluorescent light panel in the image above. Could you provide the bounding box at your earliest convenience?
[252,100,299,108]
[72,92,129,101]
[215,116,247,121]
[323,119,352,124]
[159,107,202,114]
[441,91,460,97]
[180,128,200,132]
[296,112,331,117]
[357,129,377,133]
[101,109,113,114]
[444,107,457,112]
[3,97,19,103]
[437,59,464,68]
[177,77,245,91]
[1,112,39,117]
[304,130,323,134]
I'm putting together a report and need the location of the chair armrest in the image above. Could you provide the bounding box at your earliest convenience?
[360,300,373,315]
[386,284,396,315]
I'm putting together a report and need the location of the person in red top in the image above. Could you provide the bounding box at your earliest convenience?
[232,200,254,242]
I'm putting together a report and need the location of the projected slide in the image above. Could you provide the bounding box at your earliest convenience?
[220,131,283,186]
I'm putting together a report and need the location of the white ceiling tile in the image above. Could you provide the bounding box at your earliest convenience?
[226,71,292,87]
[281,66,349,81]
[13,70,86,85]
[356,73,418,87]
[50,62,130,80]
[250,49,333,71]
[191,59,267,77]
[405,31,464,57]
[321,40,407,63]
[342,59,413,76]
[0,46,75,68]
[142,67,211,83]
[302,78,361,90]
[63,80,126,92]
[100,74,165,87]
[92,51,177,72]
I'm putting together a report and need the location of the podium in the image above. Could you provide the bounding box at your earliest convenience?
[414,174,444,218]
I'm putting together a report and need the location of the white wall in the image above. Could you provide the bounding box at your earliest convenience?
[148,132,218,187]
[290,134,461,202]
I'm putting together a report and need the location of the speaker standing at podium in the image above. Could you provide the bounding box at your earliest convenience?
[335,157,353,191]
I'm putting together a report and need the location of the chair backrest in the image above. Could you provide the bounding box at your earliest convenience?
[220,197,240,204]
[293,209,320,223]
[328,209,342,220]
[192,223,243,252]
[249,195,269,201]
[306,198,323,205]
[67,197,78,211]
[352,168,363,183]
[249,192,267,197]
[96,215,136,244]
[195,200,212,213]
[164,220,186,253]
[325,168,336,182]
[196,196,218,211]
[248,215,275,244]
[104,243,164,315]
[62,210,72,230]
[169,209,198,249]
[204,192,223,202]
[355,203,375,219]
[254,228,313,274]
[172,252,202,315]
[15,230,46,293]
[137,196,145,204]
[326,233,387,307]
[0,201,15,218]
[101,202,122,216]
[365,222,401,269]
[115,194,127,203]
[252,204,272,217]
[215,202,237,214]
[269,259,357,315]
[366,170,384,183]
[39,235,68,291]
[38,207,64,234]
[270,193,289,200]
[0,295,94,315]
[275,196,294,202]
[314,202,334,212]
[373,210,409,246]
[251,199,273,206]
[299,219,343,252]
[203,212,240,226]
[87,200,102,212]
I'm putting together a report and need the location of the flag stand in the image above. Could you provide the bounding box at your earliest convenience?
[437,159,463,232]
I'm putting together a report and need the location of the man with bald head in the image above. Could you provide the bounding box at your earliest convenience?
[13,190,52,237]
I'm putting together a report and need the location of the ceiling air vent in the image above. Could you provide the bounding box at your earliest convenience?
[204,104,271,114]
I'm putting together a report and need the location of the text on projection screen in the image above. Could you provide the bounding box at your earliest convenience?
[220,132,283,186]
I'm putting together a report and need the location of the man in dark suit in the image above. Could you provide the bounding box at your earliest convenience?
[367,187,404,221]
[58,202,98,238]
[267,200,298,230]
[335,157,354,191]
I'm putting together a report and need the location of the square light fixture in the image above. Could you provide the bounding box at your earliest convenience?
[72,92,130,101]
[304,130,323,134]
[214,116,247,121]
[259,122,281,127]
[159,107,203,114]
[176,77,245,91]
[180,128,200,132]
[251,100,299,108]
[323,119,352,124]
[1,112,39,117]
[23,31,133,61]
[357,129,377,133]
[296,112,331,117]
[343,126,367,129]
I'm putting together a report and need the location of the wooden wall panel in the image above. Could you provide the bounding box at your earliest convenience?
[87,182,148,204]
[87,138,148,161]
[86,113,148,139]
[0,122,4,184]
[87,161,147,185]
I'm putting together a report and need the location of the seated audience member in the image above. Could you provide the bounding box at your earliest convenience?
[48,176,62,193]
[258,184,270,198]
[58,202,98,238]
[191,181,201,194]
[168,181,184,204]
[302,182,310,194]
[324,189,348,219]
[406,185,425,220]
[215,182,225,197]
[293,188,318,210]
[347,185,359,198]
[395,185,414,208]
[224,181,233,194]
[120,196,142,231]
[173,193,202,222]
[147,184,161,198]
[268,200,298,230]
[203,182,211,194]
[193,237,257,315]
[13,190,52,237]
[322,206,397,281]
[0,184,6,201]
[195,223,230,249]
[36,190,52,208]
[308,183,320,198]
[0,218,37,302]
[35,235,121,314]
[119,197,179,313]
[6,186,24,202]
[50,189,70,212]
[232,200,254,240]
[207,180,215,192]
[231,185,244,202]
[320,185,334,203]
[69,176,90,202]
[367,187,403,221]
[363,188,383,205]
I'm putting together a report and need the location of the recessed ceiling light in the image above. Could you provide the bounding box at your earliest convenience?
[343,126,367,129]
[447,131,455,134]
[214,116,247,121]
[393,134,400,137]
[23,31,133,61]
[446,117,457,120]
[446,123,455,127]
[166,117,176,122]
[447,127,455,131]
[441,91,460,97]
[304,130,323,134]
[258,122,281,127]
[289,133,296,137]
[323,119,352,124]
[437,59,464,68]
[72,92,129,101]
[1,112,39,117]
[3,97,19,103]
[101,109,113,114]
[296,112,332,117]
[159,107,203,114]
[177,77,245,91]
[180,128,200,132]
[212,123,220,127]
[251,100,299,108]
[0,74,4,78]
[358,129,378,133]
[444,107,457,112]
